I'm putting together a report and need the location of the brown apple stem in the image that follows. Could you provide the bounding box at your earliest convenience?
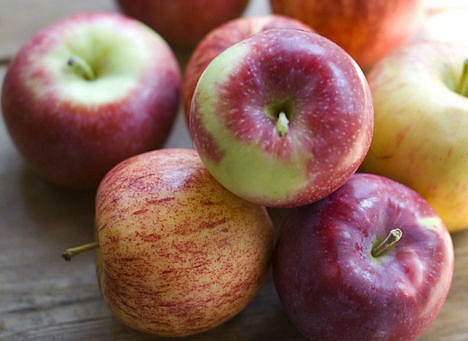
[371,228,402,257]
[276,112,289,137]
[456,58,468,97]
[62,241,99,261]
[67,55,96,81]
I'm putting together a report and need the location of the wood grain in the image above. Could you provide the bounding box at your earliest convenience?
[1,1,468,340]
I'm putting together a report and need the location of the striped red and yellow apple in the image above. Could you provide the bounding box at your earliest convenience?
[94,148,273,337]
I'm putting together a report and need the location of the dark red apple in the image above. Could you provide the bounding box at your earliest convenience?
[183,14,312,121]
[189,29,373,208]
[273,173,454,341]
[270,0,425,70]
[115,0,250,51]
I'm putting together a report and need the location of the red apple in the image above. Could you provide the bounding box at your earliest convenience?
[1,12,181,189]
[183,14,312,121]
[270,0,425,70]
[189,29,373,207]
[115,0,250,51]
[94,148,273,336]
[273,173,454,341]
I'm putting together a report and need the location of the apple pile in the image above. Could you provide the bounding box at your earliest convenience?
[1,3,461,341]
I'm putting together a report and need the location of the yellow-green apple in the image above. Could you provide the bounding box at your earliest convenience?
[189,29,373,208]
[417,9,468,45]
[273,173,454,341]
[94,148,273,336]
[183,15,312,122]
[115,0,249,51]
[360,41,468,232]
[269,0,425,70]
[1,12,181,189]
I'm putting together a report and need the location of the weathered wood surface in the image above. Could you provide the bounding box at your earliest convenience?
[1,1,468,340]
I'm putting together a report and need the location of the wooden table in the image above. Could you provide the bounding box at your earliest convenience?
[1,1,467,340]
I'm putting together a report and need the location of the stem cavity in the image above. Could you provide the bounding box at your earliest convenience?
[371,228,402,257]
[456,58,468,97]
[67,55,96,81]
[276,111,289,137]
[62,241,99,261]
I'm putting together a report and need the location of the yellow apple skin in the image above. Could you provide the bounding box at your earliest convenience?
[361,41,468,232]
[95,148,273,336]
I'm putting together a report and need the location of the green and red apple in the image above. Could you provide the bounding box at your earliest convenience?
[1,12,181,189]
[360,41,468,232]
[93,148,273,336]
[270,0,425,70]
[189,29,373,207]
[115,0,250,50]
[183,14,312,121]
[273,173,454,340]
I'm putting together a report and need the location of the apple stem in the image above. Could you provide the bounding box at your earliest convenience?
[276,112,289,137]
[457,58,468,97]
[62,241,99,261]
[371,228,402,257]
[67,56,96,81]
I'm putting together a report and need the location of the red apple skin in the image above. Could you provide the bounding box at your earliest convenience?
[183,15,312,121]
[1,12,181,189]
[273,173,454,341]
[95,148,273,337]
[116,0,249,51]
[190,29,374,208]
[270,0,425,70]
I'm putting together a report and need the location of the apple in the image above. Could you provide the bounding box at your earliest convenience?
[1,12,181,189]
[115,0,250,51]
[360,40,468,232]
[417,9,468,45]
[91,148,273,337]
[273,173,454,341]
[269,0,425,70]
[189,28,373,208]
[183,14,312,121]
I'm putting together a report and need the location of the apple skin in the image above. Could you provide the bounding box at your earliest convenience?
[115,0,249,51]
[95,148,273,337]
[273,173,454,341]
[1,12,181,190]
[360,41,468,232]
[417,9,468,45]
[183,15,312,121]
[189,29,373,208]
[269,0,425,70]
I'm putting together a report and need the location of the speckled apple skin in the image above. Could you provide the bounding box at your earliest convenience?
[1,12,181,189]
[273,173,454,341]
[190,29,373,207]
[95,148,273,337]
[270,0,424,70]
[183,15,312,121]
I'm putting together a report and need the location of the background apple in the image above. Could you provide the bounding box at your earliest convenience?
[269,0,425,70]
[94,148,273,337]
[273,173,454,341]
[115,0,250,51]
[360,40,468,232]
[183,14,312,121]
[1,12,181,190]
[417,9,468,45]
[190,28,373,208]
